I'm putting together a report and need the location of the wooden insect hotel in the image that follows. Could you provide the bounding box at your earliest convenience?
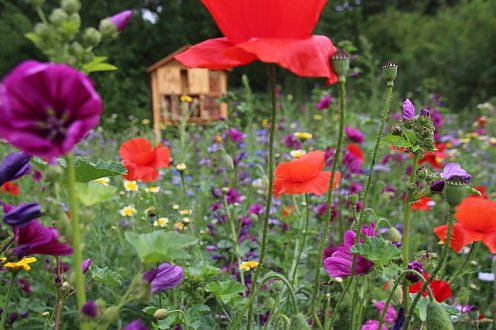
[147,45,228,137]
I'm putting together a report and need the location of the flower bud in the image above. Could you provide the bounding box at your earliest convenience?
[34,23,51,39]
[153,308,169,320]
[222,154,234,171]
[49,8,68,26]
[271,280,284,292]
[430,180,445,194]
[176,163,187,172]
[261,175,270,194]
[45,165,64,183]
[420,108,430,117]
[331,49,350,82]
[348,194,359,205]
[82,27,101,47]
[289,313,310,330]
[61,0,81,14]
[101,305,120,323]
[69,42,85,58]
[391,125,403,136]
[265,297,275,310]
[99,18,118,39]
[391,281,403,305]
[426,300,454,329]
[383,60,398,85]
[388,227,402,242]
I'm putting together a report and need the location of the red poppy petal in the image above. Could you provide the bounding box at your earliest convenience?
[433,223,483,252]
[153,146,170,168]
[132,166,159,183]
[273,177,285,198]
[430,279,452,302]
[202,0,327,43]
[175,38,256,70]
[226,36,336,79]
[120,138,154,164]
[482,231,496,253]
[275,171,340,197]
[275,151,326,182]
[455,198,496,232]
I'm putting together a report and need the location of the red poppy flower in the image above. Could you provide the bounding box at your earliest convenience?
[2,181,19,195]
[346,144,364,161]
[434,197,496,253]
[409,272,452,302]
[418,144,447,169]
[411,196,433,211]
[119,138,170,182]
[174,0,337,84]
[273,151,340,198]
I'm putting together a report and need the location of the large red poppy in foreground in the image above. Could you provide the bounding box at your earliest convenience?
[273,151,340,198]
[119,138,170,182]
[175,0,337,83]
[434,198,496,253]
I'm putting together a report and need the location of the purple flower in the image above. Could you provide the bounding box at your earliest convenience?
[209,202,222,212]
[430,179,445,193]
[391,307,405,330]
[283,134,301,149]
[431,110,443,128]
[402,99,416,120]
[226,188,242,205]
[345,126,364,143]
[316,94,331,110]
[14,220,73,258]
[0,61,102,158]
[211,186,222,198]
[143,263,184,293]
[0,152,31,186]
[248,203,263,215]
[81,300,97,318]
[324,224,376,277]
[441,162,471,184]
[361,320,387,330]
[375,301,397,323]
[226,128,244,145]
[109,10,133,32]
[324,147,335,167]
[81,258,91,274]
[420,108,430,117]
[123,320,148,330]
[406,261,424,282]
[3,202,42,228]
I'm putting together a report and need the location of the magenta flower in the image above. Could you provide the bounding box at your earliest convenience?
[316,93,331,110]
[324,224,376,277]
[402,99,416,120]
[345,126,364,143]
[110,10,133,32]
[0,61,102,158]
[226,188,242,205]
[123,320,148,330]
[375,301,397,323]
[0,152,31,186]
[226,128,244,145]
[13,220,73,258]
[143,263,184,293]
[361,320,387,330]
[81,258,91,274]
[81,300,97,318]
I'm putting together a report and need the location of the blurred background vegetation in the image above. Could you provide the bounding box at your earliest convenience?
[1,0,495,125]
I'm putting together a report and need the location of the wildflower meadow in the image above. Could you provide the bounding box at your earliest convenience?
[1,0,496,329]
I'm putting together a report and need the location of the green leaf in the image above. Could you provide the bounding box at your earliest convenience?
[24,32,40,44]
[91,266,124,286]
[125,231,198,263]
[379,263,402,282]
[382,134,412,149]
[411,294,429,321]
[142,306,158,315]
[467,186,483,197]
[83,56,118,73]
[205,280,245,304]
[350,236,401,265]
[440,303,461,316]
[74,181,116,206]
[185,304,212,330]
[403,130,417,145]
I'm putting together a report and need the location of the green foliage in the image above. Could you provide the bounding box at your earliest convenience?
[350,236,402,265]
[74,181,117,206]
[124,231,198,263]
[91,266,125,286]
[205,280,245,305]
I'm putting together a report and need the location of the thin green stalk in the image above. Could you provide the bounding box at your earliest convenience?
[350,279,360,329]
[402,153,421,314]
[311,80,347,330]
[0,272,17,330]
[66,153,88,329]
[263,295,281,330]
[246,64,277,327]
[449,241,480,285]
[290,193,310,286]
[0,236,15,255]
[404,208,456,330]
[224,197,245,287]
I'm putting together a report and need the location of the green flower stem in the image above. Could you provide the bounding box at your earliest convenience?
[263,295,281,330]
[290,193,310,286]
[231,272,298,330]
[66,153,88,329]
[402,153,421,314]
[0,236,15,255]
[377,270,432,330]
[311,80,347,330]
[404,207,456,330]
[179,172,190,206]
[224,197,245,287]
[449,241,480,285]
[246,64,277,327]
[0,272,17,330]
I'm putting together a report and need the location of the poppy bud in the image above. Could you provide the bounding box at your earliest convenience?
[391,281,403,305]
[49,8,68,26]
[383,60,398,85]
[289,313,310,330]
[426,300,454,329]
[265,297,275,310]
[45,165,64,183]
[331,49,350,82]
[391,125,403,136]
[61,0,81,15]
[154,308,169,320]
[82,27,101,47]
[222,154,234,171]
[261,175,270,194]
[271,280,284,292]
[348,194,359,205]
[388,227,402,242]
[101,305,120,323]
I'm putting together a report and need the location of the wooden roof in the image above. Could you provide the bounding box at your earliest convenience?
[146,44,192,73]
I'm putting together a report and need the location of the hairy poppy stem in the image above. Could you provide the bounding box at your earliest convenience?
[0,272,16,330]
[66,153,89,330]
[402,153,421,315]
[312,79,347,330]
[246,64,277,328]
[448,241,480,285]
[290,193,310,286]
[404,208,456,329]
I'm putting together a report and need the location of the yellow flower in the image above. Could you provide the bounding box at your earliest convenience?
[145,186,160,193]
[459,138,470,144]
[182,217,191,223]
[290,150,306,158]
[214,134,223,143]
[1,257,37,271]
[286,94,294,101]
[180,209,191,215]
[465,133,478,138]
[119,206,137,217]
[142,118,151,125]
[175,222,185,230]
[180,95,193,102]
[153,217,169,227]
[240,261,259,271]
[176,163,187,172]
[123,180,138,192]
[489,137,496,145]
[261,119,269,128]
[94,177,110,186]
[294,132,312,141]
[313,114,323,121]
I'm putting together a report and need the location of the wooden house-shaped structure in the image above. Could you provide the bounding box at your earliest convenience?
[147,45,228,138]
